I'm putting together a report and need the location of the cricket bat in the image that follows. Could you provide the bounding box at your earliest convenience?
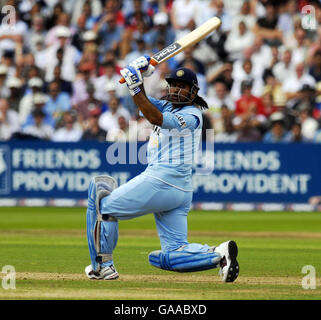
[119,16,221,83]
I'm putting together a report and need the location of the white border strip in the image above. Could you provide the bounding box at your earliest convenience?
[0,199,320,212]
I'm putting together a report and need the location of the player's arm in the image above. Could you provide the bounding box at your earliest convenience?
[133,88,163,126]
[120,55,165,126]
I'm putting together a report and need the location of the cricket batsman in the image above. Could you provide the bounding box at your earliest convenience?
[85,55,239,282]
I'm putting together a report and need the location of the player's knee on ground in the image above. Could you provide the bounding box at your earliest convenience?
[148,249,220,272]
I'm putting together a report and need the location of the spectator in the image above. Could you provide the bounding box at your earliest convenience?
[74,82,103,130]
[42,26,81,83]
[98,96,131,133]
[1,50,16,78]
[43,81,71,123]
[26,14,47,55]
[287,27,309,66]
[19,76,45,125]
[81,107,107,142]
[0,64,10,98]
[213,105,238,143]
[93,61,125,102]
[79,44,99,77]
[203,0,232,60]
[261,70,286,113]
[94,12,124,56]
[124,0,153,32]
[104,81,119,101]
[170,0,198,40]
[45,12,73,48]
[7,77,24,113]
[225,20,255,61]
[234,91,266,143]
[177,45,206,76]
[230,0,256,33]
[207,80,235,123]
[0,1,315,144]
[314,81,321,119]
[145,12,176,48]
[263,112,291,143]
[282,62,316,103]
[102,0,125,26]
[0,98,20,141]
[71,15,93,52]
[71,62,96,106]
[309,50,321,82]
[46,65,73,96]
[273,48,294,83]
[106,115,130,142]
[261,89,277,117]
[277,0,299,38]
[71,0,102,27]
[124,35,150,66]
[297,105,319,141]
[81,0,100,30]
[52,111,83,142]
[131,18,152,49]
[98,49,123,76]
[45,2,64,30]
[231,58,264,100]
[127,109,153,142]
[286,121,305,143]
[249,36,273,79]
[253,2,283,47]
[292,84,316,114]
[22,109,54,140]
[235,79,267,117]
[82,30,99,54]
[207,61,234,92]
[23,92,55,129]
[20,53,45,82]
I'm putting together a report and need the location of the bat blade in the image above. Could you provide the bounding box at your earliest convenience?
[152,16,221,64]
[119,17,221,84]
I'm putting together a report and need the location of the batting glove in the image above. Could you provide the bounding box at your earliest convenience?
[120,66,143,96]
[129,55,155,78]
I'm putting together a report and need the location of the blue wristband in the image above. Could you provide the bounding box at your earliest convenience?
[130,86,141,96]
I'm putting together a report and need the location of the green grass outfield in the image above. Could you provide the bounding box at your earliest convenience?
[0,207,320,300]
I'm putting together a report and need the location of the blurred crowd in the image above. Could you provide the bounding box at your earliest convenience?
[1,0,321,143]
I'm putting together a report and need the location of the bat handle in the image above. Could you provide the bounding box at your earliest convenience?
[119,58,158,84]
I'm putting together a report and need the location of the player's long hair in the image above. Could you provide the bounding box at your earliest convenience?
[193,95,208,110]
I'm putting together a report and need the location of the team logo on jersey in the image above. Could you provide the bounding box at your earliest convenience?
[175,115,186,128]
[176,70,184,77]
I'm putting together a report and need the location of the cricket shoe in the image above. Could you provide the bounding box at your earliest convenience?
[85,264,119,280]
[215,240,239,283]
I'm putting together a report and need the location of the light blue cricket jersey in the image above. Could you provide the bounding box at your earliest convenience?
[142,96,203,192]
